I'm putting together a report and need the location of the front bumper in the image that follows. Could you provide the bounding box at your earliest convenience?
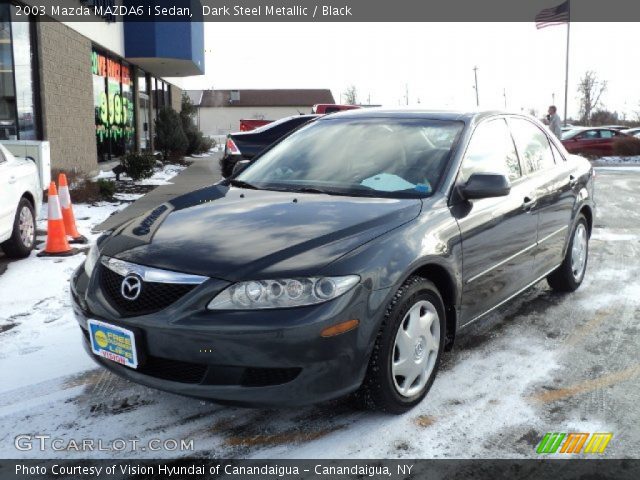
[71,265,384,407]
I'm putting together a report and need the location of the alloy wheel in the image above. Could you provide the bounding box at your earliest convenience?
[571,223,588,282]
[19,206,35,249]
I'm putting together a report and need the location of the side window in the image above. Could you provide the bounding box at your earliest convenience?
[578,130,599,140]
[0,147,6,164]
[459,118,521,183]
[509,118,556,174]
[600,130,614,139]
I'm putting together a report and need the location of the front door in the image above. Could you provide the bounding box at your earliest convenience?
[452,118,539,325]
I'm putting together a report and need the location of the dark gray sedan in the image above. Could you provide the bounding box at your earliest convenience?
[71,110,595,413]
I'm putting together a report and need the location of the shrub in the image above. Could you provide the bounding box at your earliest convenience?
[184,124,203,156]
[180,92,215,155]
[120,152,156,181]
[155,106,188,159]
[97,179,116,199]
[613,136,640,157]
[197,135,215,153]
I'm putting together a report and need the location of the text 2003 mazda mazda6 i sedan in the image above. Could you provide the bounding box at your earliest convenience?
[71,110,595,413]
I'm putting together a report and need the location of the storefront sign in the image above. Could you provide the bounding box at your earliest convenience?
[92,49,135,159]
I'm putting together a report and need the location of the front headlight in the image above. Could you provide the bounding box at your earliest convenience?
[207,275,360,310]
[84,242,100,277]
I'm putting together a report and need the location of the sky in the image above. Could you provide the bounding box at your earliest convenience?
[168,22,640,121]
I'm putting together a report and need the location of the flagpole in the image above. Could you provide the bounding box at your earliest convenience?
[563,1,571,125]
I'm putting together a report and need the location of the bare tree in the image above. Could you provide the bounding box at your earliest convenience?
[577,71,607,125]
[343,85,358,105]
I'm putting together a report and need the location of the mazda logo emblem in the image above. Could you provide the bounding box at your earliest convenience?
[121,275,142,301]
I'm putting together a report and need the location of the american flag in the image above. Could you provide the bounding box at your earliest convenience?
[535,0,570,29]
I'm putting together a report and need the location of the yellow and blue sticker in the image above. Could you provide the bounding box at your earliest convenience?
[88,319,138,369]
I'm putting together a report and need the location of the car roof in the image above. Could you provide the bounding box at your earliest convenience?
[315,108,546,127]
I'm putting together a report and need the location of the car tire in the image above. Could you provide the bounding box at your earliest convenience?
[1,197,36,259]
[547,214,589,292]
[356,276,446,414]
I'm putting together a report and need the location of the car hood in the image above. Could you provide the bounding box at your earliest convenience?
[101,185,422,281]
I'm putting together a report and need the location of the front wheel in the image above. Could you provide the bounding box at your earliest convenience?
[547,215,589,292]
[1,198,36,259]
[357,276,445,414]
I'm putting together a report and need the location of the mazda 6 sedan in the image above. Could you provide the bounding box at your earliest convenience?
[71,110,595,413]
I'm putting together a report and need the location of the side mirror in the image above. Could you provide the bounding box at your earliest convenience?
[231,159,251,177]
[460,173,511,200]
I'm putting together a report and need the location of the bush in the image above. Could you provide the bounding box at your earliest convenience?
[198,135,215,153]
[155,106,188,159]
[120,152,156,181]
[97,179,116,199]
[180,92,215,155]
[613,136,640,156]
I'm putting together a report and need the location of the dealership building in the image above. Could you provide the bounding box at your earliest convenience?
[0,2,204,173]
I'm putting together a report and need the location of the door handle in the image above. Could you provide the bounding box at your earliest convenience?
[8,176,16,184]
[523,196,537,211]
[569,174,578,187]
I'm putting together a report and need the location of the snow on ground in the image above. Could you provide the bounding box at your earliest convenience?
[1,168,638,460]
[0,164,186,394]
[94,163,186,186]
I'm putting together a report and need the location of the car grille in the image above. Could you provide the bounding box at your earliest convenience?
[99,265,197,317]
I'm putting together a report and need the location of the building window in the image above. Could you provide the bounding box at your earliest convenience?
[137,69,151,150]
[0,4,39,140]
[91,47,136,161]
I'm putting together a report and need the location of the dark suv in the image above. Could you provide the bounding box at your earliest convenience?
[72,110,594,413]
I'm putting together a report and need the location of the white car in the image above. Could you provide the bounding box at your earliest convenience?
[0,143,42,258]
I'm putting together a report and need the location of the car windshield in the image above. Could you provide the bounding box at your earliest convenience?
[236,117,463,198]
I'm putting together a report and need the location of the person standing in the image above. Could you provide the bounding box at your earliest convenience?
[544,105,563,139]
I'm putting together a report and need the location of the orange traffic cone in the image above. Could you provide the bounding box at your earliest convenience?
[58,173,87,244]
[37,182,76,257]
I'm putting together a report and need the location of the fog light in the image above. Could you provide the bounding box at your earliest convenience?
[320,319,360,338]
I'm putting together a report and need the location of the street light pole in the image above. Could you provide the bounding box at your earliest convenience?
[473,66,479,107]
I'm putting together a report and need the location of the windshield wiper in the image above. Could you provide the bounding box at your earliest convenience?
[294,187,340,195]
[228,179,259,190]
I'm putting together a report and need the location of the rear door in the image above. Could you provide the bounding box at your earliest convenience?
[454,117,538,325]
[508,117,576,279]
[574,129,600,155]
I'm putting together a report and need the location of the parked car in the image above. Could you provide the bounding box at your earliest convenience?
[72,110,594,413]
[598,125,628,131]
[220,114,319,177]
[561,127,628,157]
[0,143,41,258]
[622,127,640,138]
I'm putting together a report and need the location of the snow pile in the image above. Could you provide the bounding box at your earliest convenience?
[137,164,186,186]
[93,163,186,185]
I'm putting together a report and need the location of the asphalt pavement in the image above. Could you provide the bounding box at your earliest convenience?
[0,167,638,459]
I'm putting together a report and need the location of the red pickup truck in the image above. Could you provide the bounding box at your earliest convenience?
[239,119,273,131]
